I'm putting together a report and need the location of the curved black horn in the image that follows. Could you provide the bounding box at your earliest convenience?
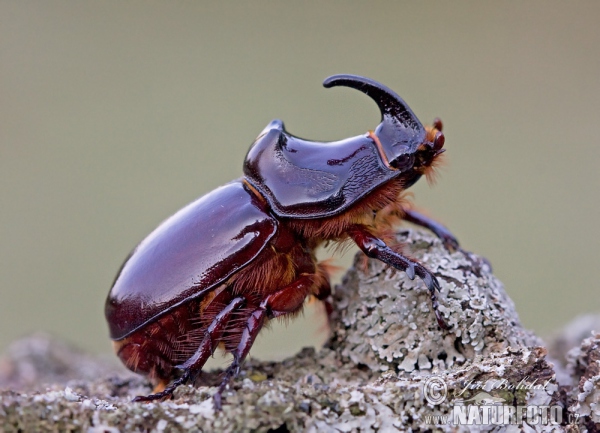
[323,74,425,151]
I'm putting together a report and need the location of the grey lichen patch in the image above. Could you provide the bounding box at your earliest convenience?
[0,229,597,432]
[332,229,543,374]
[0,348,389,433]
[369,345,561,428]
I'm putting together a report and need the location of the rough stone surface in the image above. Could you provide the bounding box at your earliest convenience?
[331,229,543,374]
[0,229,598,432]
[566,332,600,425]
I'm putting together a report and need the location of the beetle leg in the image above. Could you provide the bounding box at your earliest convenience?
[133,296,245,403]
[213,275,317,409]
[402,208,459,251]
[312,261,332,301]
[132,370,191,403]
[263,274,316,319]
[403,208,492,274]
[214,307,266,410]
[348,226,449,330]
[178,297,246,370]
[311,265,334,328]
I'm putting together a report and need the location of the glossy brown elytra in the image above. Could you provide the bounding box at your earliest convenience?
[105,74,458,408]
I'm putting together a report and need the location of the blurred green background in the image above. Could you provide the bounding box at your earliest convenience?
[1,2,599,362]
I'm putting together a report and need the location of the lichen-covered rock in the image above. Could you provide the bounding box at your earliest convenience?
[0,229,597,432]
[332,229,543,373]
[566,332,600,424]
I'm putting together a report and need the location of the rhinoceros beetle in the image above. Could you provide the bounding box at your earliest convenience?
[105,74,458,408]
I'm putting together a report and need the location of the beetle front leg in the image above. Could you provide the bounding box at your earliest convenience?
[403,208,492,274]
[132,296,246,403]
[348,226,448,330]
[402,208,459,251]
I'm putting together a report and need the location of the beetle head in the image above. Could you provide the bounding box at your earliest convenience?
[323,74,444,184]
[409,119,446,186]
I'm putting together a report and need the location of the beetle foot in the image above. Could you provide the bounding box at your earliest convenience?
[132,371,190,403]
[440,234,460,252]
[349,227,449,330]
[401,208,459,253]
[212,358,241,411]
[212,390,224,411]
[414,264,449,330]
[459,248,492,277]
